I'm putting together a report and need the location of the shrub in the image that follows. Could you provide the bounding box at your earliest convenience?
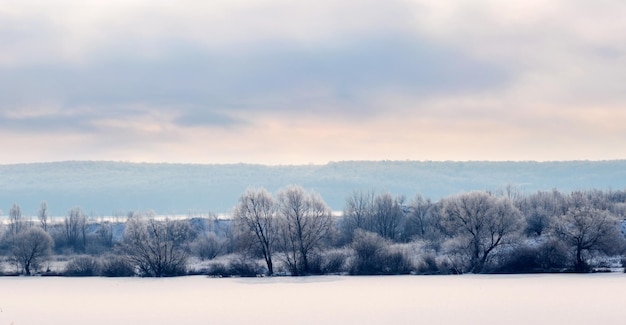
[205,256,263,277]
[492,246,542,273]
[191,232,224,260]
[205,262,229,277]
[321,250,349,274]
[227,258,262,277]
[302,253,324,275]
[381,247,414,275]
[491,240,570,274]
[349,230,387,275]
[101,255,136,277]
[122,216,189,277]
[305,250,349,275]
[64,255,101,276]
[415,252,442,274]
[535,240,570,272]
[434,255,463,274]
[349,230,415,275]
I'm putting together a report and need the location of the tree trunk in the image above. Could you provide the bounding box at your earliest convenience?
[575,246,586,272]
[267,258,274,276]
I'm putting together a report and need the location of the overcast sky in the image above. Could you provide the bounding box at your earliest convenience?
[1,0,625,164]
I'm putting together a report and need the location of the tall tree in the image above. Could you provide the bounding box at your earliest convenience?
[38,201,49,232]
[233,188,277,275]
[276,186,333,275]
[64,207,87,252]
[442,191,525,273]
[8,203,23,236]
[371,193,404,241]
[11,227,54,275]
[553,207,623,272]
[517,190,566,237]
[121,213,189,277]
[340,190,375,243]
[403,194,436,241]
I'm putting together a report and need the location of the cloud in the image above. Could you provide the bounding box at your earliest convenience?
[0,32,509,131]
[0,0,625,163]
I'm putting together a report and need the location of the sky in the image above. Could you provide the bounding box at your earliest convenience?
[1,0,625,165]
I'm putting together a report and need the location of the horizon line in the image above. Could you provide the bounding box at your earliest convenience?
[2,158,626,167]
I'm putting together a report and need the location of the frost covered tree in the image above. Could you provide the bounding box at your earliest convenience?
[63,207,87,252]
[8,203,24,236]
[349,229,389,275]
[11,227,54,275]
[517,190,566,237]
[442,191,525,273]
[191,231,224,260]
[552,207,623,272]
[276,186,334,275]
[233,188,277,275]
[38,201,49,232]
[403,194,439,242]
[121,213,189,277]
[340,190,375,243]
[371,193,404,241]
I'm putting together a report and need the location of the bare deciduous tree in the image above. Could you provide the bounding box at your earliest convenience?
[553,207,623,272]
[340,190,375,243]
[11,227,54,275]
[349,229,388,275]
[8,203,23,236]
[276,186,333,275]
[121,213,189,277]
[64,207,87,252]
[403,194,439,242]
[191,232,224,260]
[442,191,525,273]
[407,195,430,238]
[371,193,404,241]
[96,221,114,249]
[38,201,49,232]
[233,188,277,275]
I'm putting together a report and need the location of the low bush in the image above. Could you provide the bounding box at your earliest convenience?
[321,250,349,274]
[492,246,542,273]
[415,252,442,274]
[306,250,349,275]
[228,258,263,277]
[491,240,570,273]
[205,256,263,277]
[64,255,101,276]
[191,232,225,260]
[349,230,415,275]
[381,247,414,275]
[100,255,136,277]
[204,262,229,277]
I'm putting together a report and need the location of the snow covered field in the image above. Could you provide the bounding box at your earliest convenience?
[1,274,624,325]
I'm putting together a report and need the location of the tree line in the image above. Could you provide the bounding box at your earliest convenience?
[1,186,625,277]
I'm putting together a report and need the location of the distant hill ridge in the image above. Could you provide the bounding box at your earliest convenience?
[1,160,626,216]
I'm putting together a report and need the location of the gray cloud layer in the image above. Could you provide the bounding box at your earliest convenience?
[1,0,625,163]
[1,35,508,132]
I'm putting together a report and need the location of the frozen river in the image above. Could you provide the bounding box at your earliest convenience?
[1,273,624,325]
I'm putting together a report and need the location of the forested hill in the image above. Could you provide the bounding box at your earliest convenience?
[1,160,626,216]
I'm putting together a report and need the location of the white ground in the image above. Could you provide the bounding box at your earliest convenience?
[1,273,625,325]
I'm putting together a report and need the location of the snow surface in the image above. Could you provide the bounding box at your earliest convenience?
[1,274,624,325]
